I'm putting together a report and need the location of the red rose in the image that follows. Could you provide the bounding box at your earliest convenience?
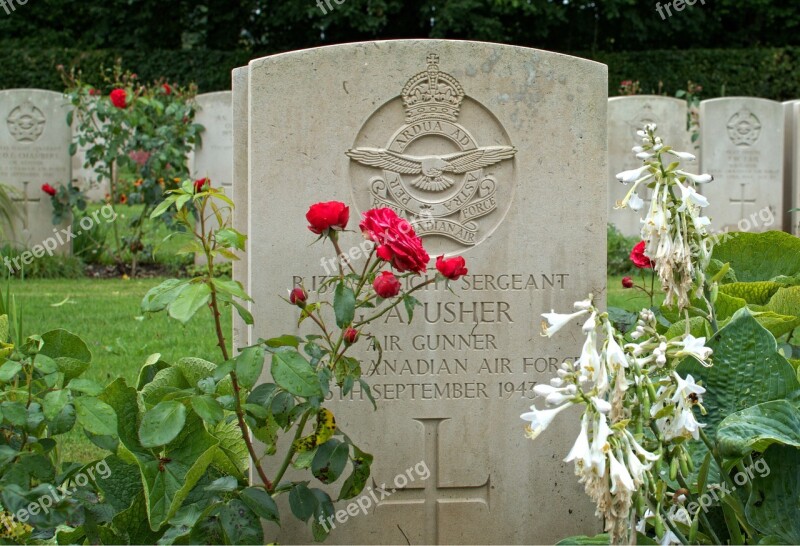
[306,201,349,235]
[343,327,359,345]
[110,89,127,109]
[360,208,429,274]
[289,287,307,307]
[436,255,468,280]
[162,83,172,95]
[194,178,210,193]
[41,183,57,197]
[622,277,634,289]
[373,271,401,298]
[630,241,654,269]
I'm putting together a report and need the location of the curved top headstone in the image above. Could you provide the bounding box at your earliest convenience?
[235,40,607,544]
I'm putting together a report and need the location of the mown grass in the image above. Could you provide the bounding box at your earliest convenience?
[8,277,231,461]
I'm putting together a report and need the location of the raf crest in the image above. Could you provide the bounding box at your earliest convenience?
[347,54,516,246]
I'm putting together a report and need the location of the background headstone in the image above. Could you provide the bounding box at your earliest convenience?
[0,89,71,255]
[700,97,784,233]
[607,96,690,237]
[191,91,233,264]
[236,40,607,544]
[231,70,250,350]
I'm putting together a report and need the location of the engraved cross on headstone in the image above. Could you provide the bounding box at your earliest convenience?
[729,183,757,220]
[376,417,490,544]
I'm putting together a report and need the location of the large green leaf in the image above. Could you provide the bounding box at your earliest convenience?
[711,231,800,282]
[240,487,280,525]
[139,413,219,530]
[139,400,187,448]
[40,329,92,382]
[271,347,323,397]
[679,308,800,440]
[141,278,189,313]
[745,445,800,544]
[74,396,118,436]
[717,400,800,459]
[168,283,212,324]
[720,282,783,305]
[757,286,800,321]
[311,439,349,484]
[209,420,249,480]
[220,499,263,545]
[333,282,355,328]
[140,366,190,406]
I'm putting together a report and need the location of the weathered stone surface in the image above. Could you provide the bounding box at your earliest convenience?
[608,96,690,236]
[700,98,784,233]
[0,89,71,256]
[236,40,607,544]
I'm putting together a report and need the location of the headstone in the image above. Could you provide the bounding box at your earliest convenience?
[192,92,234,265]
[607,96,690,236]
[191,92,234,189]
[783,100,799,235]
[700,98,784,233]
[236,41,607,544]
[0,89,71,255]
[231,70,250,349]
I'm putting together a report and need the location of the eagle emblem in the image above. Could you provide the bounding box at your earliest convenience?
[347,54,517,247]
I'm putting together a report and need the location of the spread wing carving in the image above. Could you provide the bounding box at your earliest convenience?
[345,148,422,175]
[440,146,517,173]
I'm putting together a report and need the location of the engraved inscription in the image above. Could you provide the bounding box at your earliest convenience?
[347,54,516,248]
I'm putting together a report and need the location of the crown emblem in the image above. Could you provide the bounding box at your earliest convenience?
[401,54,464,124]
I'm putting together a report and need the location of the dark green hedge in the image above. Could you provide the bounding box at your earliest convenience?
[2,44,799,101]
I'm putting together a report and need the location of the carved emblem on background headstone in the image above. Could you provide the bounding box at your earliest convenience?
[726,108,761,146]
[7,101,46,143]
[347,54,517,246]
[627,104,657,143]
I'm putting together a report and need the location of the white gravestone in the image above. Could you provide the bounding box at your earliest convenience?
[236,41,607,544]
[0,89,71,256]
[700,98,784,233]
[783,100,800,235]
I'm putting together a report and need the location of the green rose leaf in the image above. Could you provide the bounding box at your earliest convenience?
[139,400,187,448]
[141,278,189,313]
[311,438,349,484]
[240,487,280,525]
[40,329,92,382]
[717,400,800,459]
[288,482,317,522]
[271,347,322,398]
[168,283,212,324]
[235,346,265,389]
[0,360,21,382]
[74,396,118,436]
[43,390,69,420]
[220,499,264,545]
[338,444,374,500]
[334,282,355,328]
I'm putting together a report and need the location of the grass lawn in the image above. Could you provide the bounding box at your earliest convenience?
[607,273,664,310]
[8,277,231,461]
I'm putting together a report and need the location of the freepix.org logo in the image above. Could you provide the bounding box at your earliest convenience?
[0,0,29,16]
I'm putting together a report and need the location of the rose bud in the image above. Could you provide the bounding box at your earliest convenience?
[194,178,210,193]
[41,183,57,197]
[436,255,468,280]
[343,327,359,345]
[306,201,349,235]
[373,271,401,299]
[289,287,307,307]
[622,277,634,289]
